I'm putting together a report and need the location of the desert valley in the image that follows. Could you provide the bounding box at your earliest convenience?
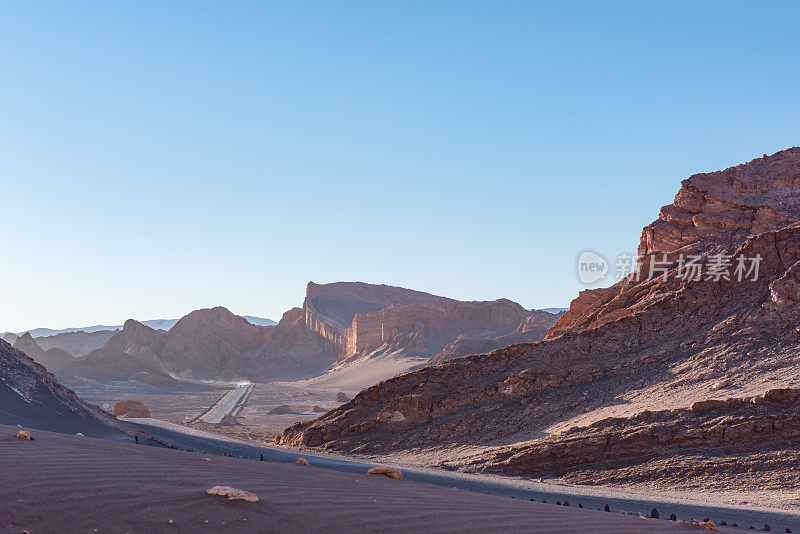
[4,3,800,531]
[3,149,800,532]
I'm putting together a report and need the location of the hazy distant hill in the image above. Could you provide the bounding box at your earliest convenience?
[9,315,276,338]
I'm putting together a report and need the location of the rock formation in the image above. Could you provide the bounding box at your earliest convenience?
[35,329,116,358]
[60,320,176,386]
[1,332,18,345]
[0,338,129,438]
[428,310,561,365]
[241,282,549,380]
[242,307,338,380]
[112,400,151,418]
[59,308,274,384]
[276,149,800,485]
[159,307,272,379]
[13,333,73,374]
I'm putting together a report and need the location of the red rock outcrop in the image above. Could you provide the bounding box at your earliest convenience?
[276,149,800,479]
[549,147,800,338]
[470,389,800,476]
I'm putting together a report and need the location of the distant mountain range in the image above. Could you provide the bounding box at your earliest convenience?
[6,285,559,387]
[4,315,276,338]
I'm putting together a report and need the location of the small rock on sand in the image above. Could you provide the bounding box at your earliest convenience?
[268,404,299,415]
[112,400,151,418]
[16,430,32,440]
[294,458,310,466]
[206,486,259,502]
[367,466,402,480]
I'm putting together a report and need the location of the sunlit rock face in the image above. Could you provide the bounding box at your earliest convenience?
[276,149,800,474]
[302,281,542,364]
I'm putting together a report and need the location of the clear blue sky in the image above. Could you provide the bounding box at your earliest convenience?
[1,1,799,332]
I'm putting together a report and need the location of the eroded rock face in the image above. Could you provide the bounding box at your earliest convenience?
[302,282,538,364]
[160,307,273,378]
[640,148,800,257]
[60,320,176,386]
[470,389,800,478]
[61,308,275,383]
[427,310,560,366]
[244,307,338,380]
[550,147,800,338]
[276,149,800,474]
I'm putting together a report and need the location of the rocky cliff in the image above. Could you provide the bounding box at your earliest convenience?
[549,147,800,338]
[61,320,176,386]
[300,281,541,364]
[276,149,800,482]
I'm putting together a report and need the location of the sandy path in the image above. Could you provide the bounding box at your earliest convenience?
[0,425,734,533]
[194,384,253,424]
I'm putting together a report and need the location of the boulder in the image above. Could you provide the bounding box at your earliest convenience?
[112,400,151,418]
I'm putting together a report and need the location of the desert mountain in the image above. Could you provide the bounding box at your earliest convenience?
[427,310,561,365]
[11,315,276,339]
[49,290,565,384]
[307,281,540,363]
[60,320,176,387]
[35,329,116,358]
[242,282,551,381]
[243,307,339,380]
[277,149,800,489]
[159,307,273,378]
[1,332,18,344]
[0,338,129,438]
[59,308,274,384]
[13,333,74,374]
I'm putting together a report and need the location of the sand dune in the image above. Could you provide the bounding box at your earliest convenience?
[0,424,729,533]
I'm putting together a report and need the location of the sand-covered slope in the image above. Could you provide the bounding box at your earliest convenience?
[0,339,129,438]
[0,424,726,534]
[277,149,800,485]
